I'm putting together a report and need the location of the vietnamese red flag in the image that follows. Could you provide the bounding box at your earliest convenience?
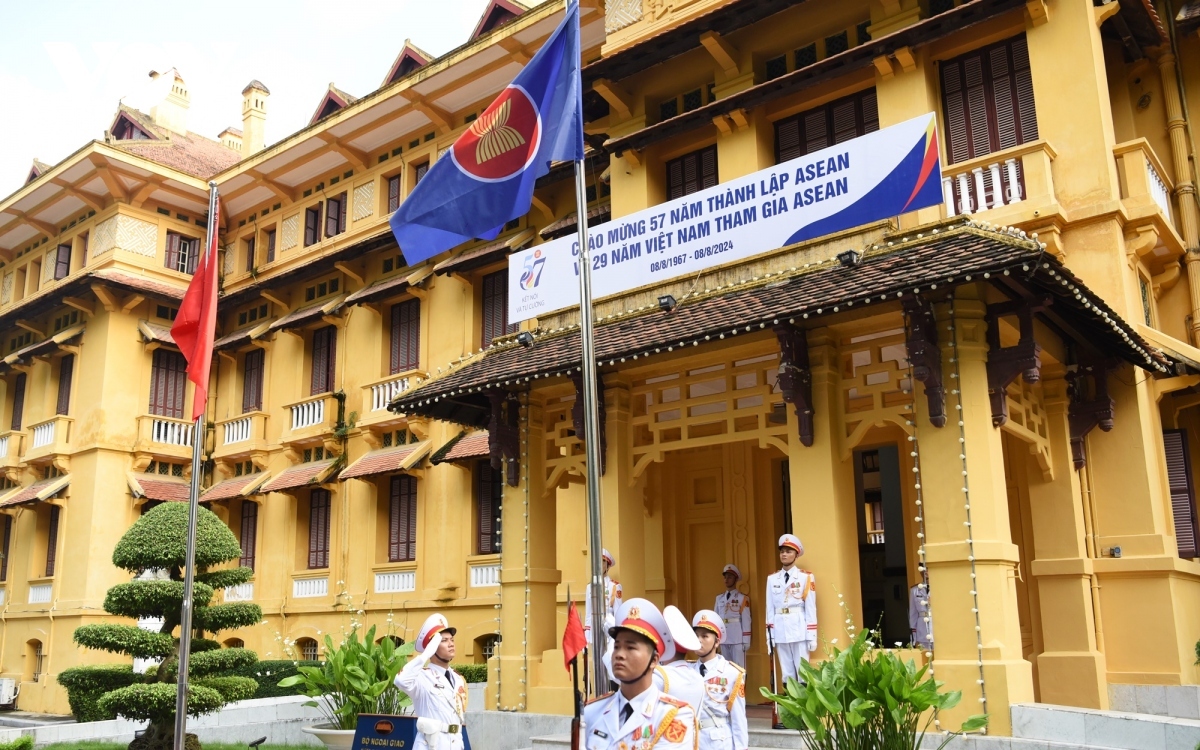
[170,194,221,422]
[563,599,587,673]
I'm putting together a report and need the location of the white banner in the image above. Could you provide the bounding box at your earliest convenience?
[508,113,943,323]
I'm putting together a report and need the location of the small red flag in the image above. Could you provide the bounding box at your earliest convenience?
[563,599,587,673]
[170,193,221,422]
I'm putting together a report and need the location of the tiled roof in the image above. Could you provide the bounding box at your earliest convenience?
[392,221,1175,427]
[128,474,191,503]
[1178,0,1200,30]
[268,296,345,332]
[430,432,490,464]
[0,475,69,508]
[345,274,411,306]
[261,459,338,493]
[433,231,534,276]
[4,323,85,365]
[92,269,186,300]
[109,106,241,179]
[214,321,271,351]
[342,441,431,480]
[540,202,611,241]
[201,472,270,502]
[138,320,175,345]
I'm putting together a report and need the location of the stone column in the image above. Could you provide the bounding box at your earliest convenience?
[600,378,645,599]
[918,289,1033,735]
[1026,371,1107,709]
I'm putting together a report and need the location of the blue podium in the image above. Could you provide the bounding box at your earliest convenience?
[352,714,472,750]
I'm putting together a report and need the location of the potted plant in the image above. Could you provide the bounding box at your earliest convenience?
[762,628,987,750]
[278,625,413,749]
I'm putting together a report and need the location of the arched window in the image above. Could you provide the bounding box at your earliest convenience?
[476,634,500,663]
[224,638,245,649]
[376,635,405,648]
[25,640,43,682]
[296,637,319,661]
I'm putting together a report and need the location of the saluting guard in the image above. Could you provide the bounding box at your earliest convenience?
[653,605,705,712]
[765,534,817,688]
[394,613,469,750]
[714,564,751,669]
[585,548,624,657]
[583,598,697,750]
[691,610,748,750]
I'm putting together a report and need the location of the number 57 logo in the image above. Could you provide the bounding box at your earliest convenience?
[520,249,545,290]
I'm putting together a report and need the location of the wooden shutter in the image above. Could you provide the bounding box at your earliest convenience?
[775,89,879,163]
[266,230,276,262]
[81,233,89,266]
[45,505,60,577]
[477,462,502,554]
[940,34,1038,165]
[305,204,322,246]
[56,355,74,416]
[339,193,348,234]
[1164,430,1200,558]
[481,270,512,347]
[54,244,71,280]
[164,232,181,271]
[390,299,421,374]
[388,175,402,212]
[666,145,718,200]
[326,196,341,238]
[245,236,256,272]
[0,515,11,582]
[184,238,199,274]
[389,475,417,562]
[308,489,330,569]
[242,349,264,413]
[239,501,258,570]
[11,373,26,431]
[150,350,187,419]
[415,162,429,184]
[310,326,337,395]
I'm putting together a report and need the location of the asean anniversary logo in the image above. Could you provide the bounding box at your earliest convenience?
[452,84,542,183]
[520,249,545,290]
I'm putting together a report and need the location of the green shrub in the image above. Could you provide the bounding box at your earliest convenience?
[0,736,33,750]
[103,580,214,619]
[195,566,253,590]
[454,664,488,683]
[73,624,175,659]
[223,659,322,699]
[97,682,224,722]
[57,664,142,722]
[111,502,241,572]
[193,602,263,633]
[193,676,258,703]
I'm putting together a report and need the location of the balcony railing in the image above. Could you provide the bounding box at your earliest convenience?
[942,141,1055,218]
[288,395,331,431]
[281,395,337,444]
[360,371,426,424]
[213,412,268,460]
[28,583,52,604]
[25,417,71,460]
[375,570,416,594]
[150,417,193,447]
[0,587,6,605]
[470,563,501,587]
[0,430,22,470]
[31,421,55,450]
[223,416,252,445]
[293,576,328,598]
[1115,139,1175,223]
[224,582,254,602]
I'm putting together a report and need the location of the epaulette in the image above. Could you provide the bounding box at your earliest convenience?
[586,692,614,705]
[659,693,687,708]
[729,661,746,675]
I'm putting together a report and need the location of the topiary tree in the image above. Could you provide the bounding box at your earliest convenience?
[65,503,264,750]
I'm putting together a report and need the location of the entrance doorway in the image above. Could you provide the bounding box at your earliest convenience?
[853,446,911,646]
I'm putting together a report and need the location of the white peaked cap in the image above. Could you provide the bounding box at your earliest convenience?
[692,609,725,641]
[609,597,672,660]
[722,563,741,578]
[417,612,456,649]
[664,605,701,653]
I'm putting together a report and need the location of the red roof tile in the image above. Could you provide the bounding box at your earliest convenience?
[431,432,490,464]
[345,274,411,306]
[261,459,338,493]
[0,476,69,508]
[92,269,186,300]
[113,127,242,180]
[135,476,191,502]
[268,297,345,332]
[434,233,533,276]
[540,202,611,241]
[202,473,268,502]
[139,321,175,345]
[342,442,430,480]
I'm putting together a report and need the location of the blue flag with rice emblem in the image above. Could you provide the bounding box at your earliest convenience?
[390,1,585,265]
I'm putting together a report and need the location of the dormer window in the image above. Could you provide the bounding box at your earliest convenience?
[111,113,153,141]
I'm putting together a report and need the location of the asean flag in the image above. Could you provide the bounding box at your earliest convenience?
[390,1,585,265]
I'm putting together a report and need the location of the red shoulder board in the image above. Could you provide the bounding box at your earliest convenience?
[659,694,687,708]
[586,692,614,705]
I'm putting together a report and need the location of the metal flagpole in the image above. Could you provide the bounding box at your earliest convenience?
[567,0,608,701]
[173,182,217,750]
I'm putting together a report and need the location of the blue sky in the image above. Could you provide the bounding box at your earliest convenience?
[0,0,502,194]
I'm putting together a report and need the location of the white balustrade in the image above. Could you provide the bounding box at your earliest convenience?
[868,532,885,545]
[375,570,416,594]
[30,421,55,450]
[371,376,412,412]
[290,398,326,430]
[0,588,6,605]
[224,416,252,445]
[942,157,1023,217]
[0,436,8,459]
[293,577,328,598]
[28,583,52,604]
[470,563,501,588]
[152,418,192,447]
[224,582,255,602]
[1147,159,1172,218]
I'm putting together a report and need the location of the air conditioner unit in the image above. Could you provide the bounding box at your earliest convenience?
[0,678,18,706]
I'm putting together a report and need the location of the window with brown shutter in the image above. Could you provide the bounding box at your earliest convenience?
[242,349,264,413]
[1164,430,1200,558]
[165,232,199,274]
[54,243,71,280]
[45,505,60,577]
[414,162,429,185]
[388,175,402,212]
[56,355,74,416]
[239,501,258,570]
[940,34,1038,164]
[310,326,337,395]
[776,89,879,164]
[245,236,256,272]
[477,461,503,555]
[149,350,187,419]
[11,373,26,431]
[0,515,11,582]
[308,489,330,569]
[388,475,417,562]
[326,192,347,238]
[481,270,516,348]
[265,230,277,263]
[666,145,718,200]
[304,204,323,247]
[390,299,421,374]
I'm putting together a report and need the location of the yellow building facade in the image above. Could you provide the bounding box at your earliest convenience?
[1,0,1200,735]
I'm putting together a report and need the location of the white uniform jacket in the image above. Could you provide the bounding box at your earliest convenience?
[394,653,468,750]
[584,576,623,647]
[692,656,747,750]
[765,568,817,646]
[653,661,705,715]
[714,590,751,647]
[908,583,932,649]
[583,686,697,750]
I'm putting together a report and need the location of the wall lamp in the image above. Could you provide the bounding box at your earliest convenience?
[837,249,862,268]
[516,331,535,348]
[658,294,678,313]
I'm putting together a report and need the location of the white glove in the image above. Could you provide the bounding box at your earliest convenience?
[422,632,443,661]
[807,637,817,654]
[603,613,615,631]
[416,717,440,736]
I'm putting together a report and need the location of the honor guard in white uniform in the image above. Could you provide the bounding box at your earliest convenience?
[653,605,705,713]
[585,549,623,655]
[583,598,697,750]
[394,613,469,750]
[714,564,751,670]
[691,610,748,750]
[765,534,817,687]
[908,582,932,650]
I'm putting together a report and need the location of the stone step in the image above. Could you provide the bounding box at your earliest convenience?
[1109,684,1200,721]
[1013,702,1200,750]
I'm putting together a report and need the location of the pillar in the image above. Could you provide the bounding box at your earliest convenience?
[918,288,1033,735]
[1156,50,1200,345]
[1026,371,1107,709]
[600,378,646,599]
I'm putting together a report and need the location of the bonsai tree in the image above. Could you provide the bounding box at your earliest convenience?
[68,502,264,750]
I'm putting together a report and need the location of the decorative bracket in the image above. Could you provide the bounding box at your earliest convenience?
[1067,361,1117,470]
[986,297,1049,427]
[570,371,607,475]
[773,324,814,447]
[903,295,946,427]
[487,391,521,487]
